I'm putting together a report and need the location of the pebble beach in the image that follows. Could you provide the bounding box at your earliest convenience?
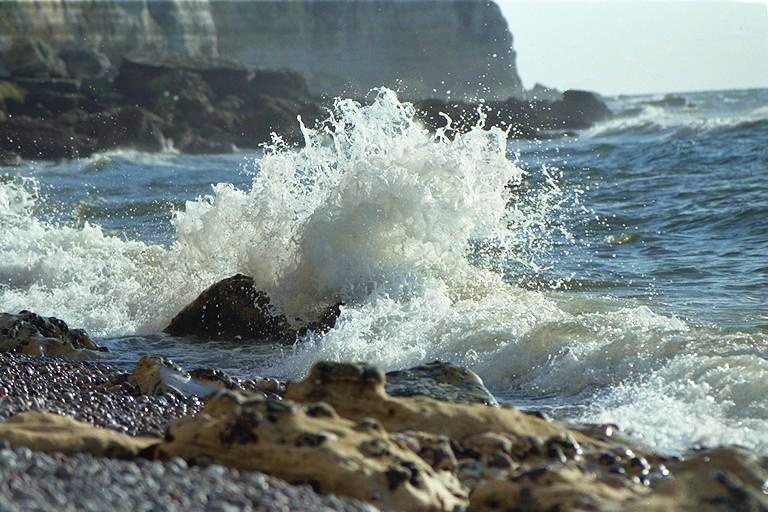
[0,351,376,511]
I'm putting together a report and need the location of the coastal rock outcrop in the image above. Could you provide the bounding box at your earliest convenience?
[0,310,106,359]
[0,3,615,159]
[127,361,768,511]
[123,355,491,407]
[0,411,156,458]
[415,89,612,136]
[1,359,766,511]
[154,391,468,511]
[163,274,292,341]
[0,1,522,101]
[1,38,68,79]
[164,274,340,341]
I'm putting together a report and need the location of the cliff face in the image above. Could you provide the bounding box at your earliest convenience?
[210,1,522,100]
[0,1,218,62]
[0,0,522,100]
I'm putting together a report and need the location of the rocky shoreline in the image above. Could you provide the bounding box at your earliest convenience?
[1,306,767,511]
[0,39,611,164]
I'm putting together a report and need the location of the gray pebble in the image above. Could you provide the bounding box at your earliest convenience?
[0,446,377,511]
[0,352,204,436]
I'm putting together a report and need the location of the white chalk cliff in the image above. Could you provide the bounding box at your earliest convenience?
[0,0,523,100]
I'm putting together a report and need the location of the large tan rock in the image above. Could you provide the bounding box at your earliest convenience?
[2,360,766,512]
[468,465,643,511]
[0,411,157,458]
[285,361,589,445]
[153,392,467,512]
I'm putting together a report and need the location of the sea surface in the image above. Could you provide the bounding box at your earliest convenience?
[1,88,766,456]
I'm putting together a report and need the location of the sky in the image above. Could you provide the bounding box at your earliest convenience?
[497,0,768,95]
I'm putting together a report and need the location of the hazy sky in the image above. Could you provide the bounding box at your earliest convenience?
[497,0,768,95]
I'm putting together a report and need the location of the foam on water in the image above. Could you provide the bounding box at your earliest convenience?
[1,89,767,456]
[590,94,768,139]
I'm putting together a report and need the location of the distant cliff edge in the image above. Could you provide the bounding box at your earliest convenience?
[0,0,523,101]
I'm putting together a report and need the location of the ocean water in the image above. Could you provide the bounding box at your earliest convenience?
[1,88,766,455]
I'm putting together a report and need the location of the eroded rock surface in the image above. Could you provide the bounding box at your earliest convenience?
[1,359,766,512]
[0,411,156,458]
[0,310,107,359]
[153,392,467,512]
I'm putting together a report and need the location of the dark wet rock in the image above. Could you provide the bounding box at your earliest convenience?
[113,57,180,105]
[413,91,611,138]
[197,62,252,99]
[1,38,68,78]
[385,361,499,406]
[5,78,86,120]
[164,274,292,342]
[247,70,313,102]
[550,89,613,129]
[63,106,168,153]
[0,116,95,160]
[0,80,26,108]
[19,89,80,115]
[0,149,22,166]
[522,83,563,102]
[110,57,324,150]
[238,94,324,145]
[643,94,691,108]
[115,57,245,107]
[164,274,340,342]
[57,45,112,79]
[0,311,106,359]
[177,135,236,155]
[13,77,80,95]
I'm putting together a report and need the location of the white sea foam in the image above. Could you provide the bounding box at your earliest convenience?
[587,101,768,139]
[1,89,766,455]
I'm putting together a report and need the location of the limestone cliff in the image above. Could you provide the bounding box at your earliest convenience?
[0,1,218,63]
[209,1,523,100]
[0,0,523,100]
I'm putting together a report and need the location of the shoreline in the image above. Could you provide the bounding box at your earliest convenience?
[1,339,767,510]
[1,57,611,164]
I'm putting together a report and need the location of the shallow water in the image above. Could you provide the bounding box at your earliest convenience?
[1,88,766,455]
